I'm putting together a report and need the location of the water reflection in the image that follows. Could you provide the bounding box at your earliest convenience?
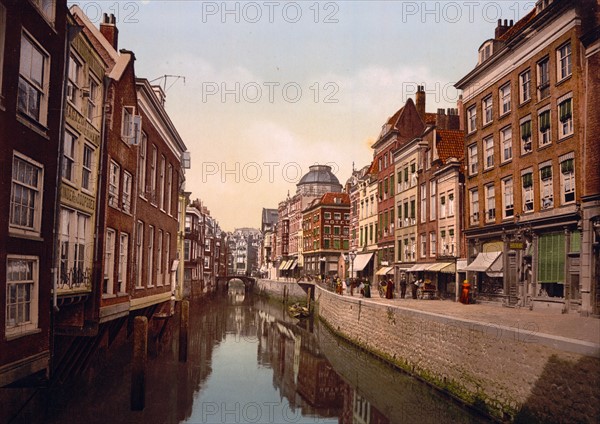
[41,290,484,424]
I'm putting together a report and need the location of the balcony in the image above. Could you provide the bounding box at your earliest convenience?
[58,266,92,295]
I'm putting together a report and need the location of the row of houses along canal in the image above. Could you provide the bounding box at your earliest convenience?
[3,280,485,423]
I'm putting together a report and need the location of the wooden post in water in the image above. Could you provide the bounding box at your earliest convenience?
[307,287,312,310]
[131,316,148,411]
[179,300,189,363]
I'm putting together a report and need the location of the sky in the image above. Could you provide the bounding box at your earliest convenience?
[69,0,536,232]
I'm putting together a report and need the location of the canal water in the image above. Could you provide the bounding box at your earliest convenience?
[38,282,485,424]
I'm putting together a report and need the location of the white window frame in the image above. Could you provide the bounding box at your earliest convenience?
[0,4,7,106]
[499,82,511,116]
[540,163,554,209]
[18,32,50,125]
[31,0,55,23]
[558,93,573,139]
[502,177,514,219]
[468,143,478,175]
[122,170,132,213]
[560,154,575,205]
[150,145,157,204]
[501,126,512,163]
[138,132,147,199]
[467,105,477,133]
[157,230,163,286]
[447,193,455,217]
[538,106,551,147]
[104,228,116,295]
[537,57,550,100]
[67,53,82,110]
[136,221,144,288]
[81,143,94,193]
[63,129,77,183]
[147,225,154,287]
[10,152,44,237]
[482,95,493,125]
[87,75,100,126]
[484,136,494,169]
[520,115,532,155]
[430,180,437,221]
[121,106,135,140]
[118,232,128,294]
[470,188,479,225]
[519,69,531,104]
[5,255,39,337]
[557,42,572,82]
[59,208,90,291]
[521,170,534,213]
[420,233,427,258]
[167,163,173,215]
[420,183,427,223]
[159,155,166,210]
[108,160,120,208]
[165,232,171,286]
[485,184,495,223]
[430,232,436,257]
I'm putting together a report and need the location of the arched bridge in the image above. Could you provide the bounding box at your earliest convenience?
[216,275,256,291]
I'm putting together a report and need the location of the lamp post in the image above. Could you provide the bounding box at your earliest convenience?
[349,250,357,280]
[319,256,326,281]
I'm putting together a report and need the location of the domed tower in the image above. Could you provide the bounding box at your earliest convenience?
[296,165,342,197]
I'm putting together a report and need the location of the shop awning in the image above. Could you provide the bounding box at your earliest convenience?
[426,262,453,272]
[288,260,298,270]
[465,251,502,272]
[486,253,503,278]
[278,260,289,270]
[376,266,393,275]
[352,253,374,272]
[407,263,430,272]
[440,262,456,274]
[456,259,468,273]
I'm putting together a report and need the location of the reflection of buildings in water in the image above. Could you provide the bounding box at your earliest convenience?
[227,281,246,304]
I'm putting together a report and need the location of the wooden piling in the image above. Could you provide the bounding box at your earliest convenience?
[179,300,189,363]
[131,316,148,411]
[307,287,312,310]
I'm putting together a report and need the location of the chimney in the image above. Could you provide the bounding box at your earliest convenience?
[100,13,119,50]
[415,85,426,121]
[457,95,464,131]
[495,18,513,39]
[152,85,166,107]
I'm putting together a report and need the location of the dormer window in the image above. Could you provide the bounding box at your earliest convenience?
[478,40,494,65]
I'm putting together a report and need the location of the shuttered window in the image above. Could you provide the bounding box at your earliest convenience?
[537,233,565,283]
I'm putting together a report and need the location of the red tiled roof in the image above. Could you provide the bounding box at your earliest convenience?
[498,9,537,42]
[320,192,350,206]
[424,113,437,125]
[436,130,465,163]
[367,158,378,175]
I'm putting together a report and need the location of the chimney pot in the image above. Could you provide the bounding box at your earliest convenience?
[510,19,514,26]
[504,19,508,26]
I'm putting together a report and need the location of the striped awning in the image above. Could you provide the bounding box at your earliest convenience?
[465,251,502,272]
[278,260,290,270]
[407,263,430,272]
[426,262,453,272]
[375,266,394,275]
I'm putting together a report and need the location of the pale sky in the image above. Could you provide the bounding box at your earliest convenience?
[69,0,535,231]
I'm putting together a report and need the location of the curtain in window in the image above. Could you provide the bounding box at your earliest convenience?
[520,120,532,139]
[537,233,565,283]
[540,165,552,180]
[561,158,574,174]
[539,110,551,131]
[522,173,533,188]
[559,99,572,122]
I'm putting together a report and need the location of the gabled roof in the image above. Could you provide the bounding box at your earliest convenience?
[497,9,537,42]
[372,98,425,150]
[436,129,465,164]
[320,192,350,206]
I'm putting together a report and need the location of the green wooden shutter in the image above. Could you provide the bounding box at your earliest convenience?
[537,233,565,283]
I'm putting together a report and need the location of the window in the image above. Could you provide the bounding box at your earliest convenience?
[87,77,99,125]
[470,188,479,224]
[167,163,173,215]
[537,232,565,298]
[108,160,120,208]
[159,155,166,210]
[537,57,550,100]
[557,42,572,81]
[6,256,39,336]
[165,233,170,286]
[118,233,128,293]
[324,239,330,249]
[324,212,331,220]
[10,153,43,235]
[430,232,436,257]
[324,225,331,235]
[81,144,94,192]
[67,54,82,109]
[150,145,157,203]
[31,0,55,22]
[449,228,455,255]
[344,213,350,221]
[121,106,135,139]
[420,234,427,258]
[122,171,132,213]
[499,83,511,115]
[440,195,446,218]
[420,183,426,223]
[147,226,154,286]
[138,132,147,197]
[18,33,49,124]
[334,212,341,220]
[502,177,514,218]
[522,171,534,212]
[448,193,454,217]
[59,209,90,291]
[104,228,116,294]
[520,118,532,154]
[136,222,143,288]
[484,136,494,169]
[560,156,575,204]
[62,130,76,182]
[485,184,495,222]
[540,164,553,209]
[558,95,573,138]
[468,143,478,175]
[184,239,191,261]
[467,105,476,133]
[482,96,493,125]
[519,69,531,103]
[501,126,512,162]
[539,109,551,146]
[157,230,163,285]
[430,181,436,221]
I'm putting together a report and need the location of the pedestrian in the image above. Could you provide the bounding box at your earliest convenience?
[385,277,394,299]
[412,279,419,299]
[460,280,471,304]
[400,277,407,299]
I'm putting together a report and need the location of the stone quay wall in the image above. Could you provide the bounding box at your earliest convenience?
[314,285,600,422]
[255,279,309,303]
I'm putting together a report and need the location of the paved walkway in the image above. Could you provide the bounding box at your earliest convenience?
[313,282,600,346]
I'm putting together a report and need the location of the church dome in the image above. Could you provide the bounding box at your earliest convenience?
[297,165,340,186]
